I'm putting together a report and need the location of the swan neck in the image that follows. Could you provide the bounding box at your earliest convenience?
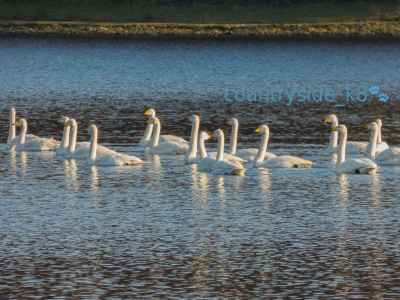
[255,129,269,163]
[199,136,208,159]
[187,117,200,159]
[89,127,98,161]
[19,120,27,145]
[216,132,224,161]
[151,119,161,147]
[367,127,378,160]
[377,122,383,144]
[143,123,154,143]
[230,120,238,155]
[337,129,347,166]
[7,108,16,145]
[329,118,339,148]
[69,122,78,153]
[61,124,71,148]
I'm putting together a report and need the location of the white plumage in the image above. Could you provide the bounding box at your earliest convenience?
[324,114,389,156]
[334,124,377,175]
[141,108,189,148]
[14,118,59,151]
[146,116,189,155]
[253,125,311,169]
[88,124,143,166]
[197,130,245,176]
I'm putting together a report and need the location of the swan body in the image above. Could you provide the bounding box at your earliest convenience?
[147,116,189,155]
[141,108,189,147]
[376,147,400,165]
[89,124,143,166]
[252,125,311,169]
[197,130,245,176]
[256,155,313,168]
[334,124,377,175]
[14,118,59,151]
[228,117,276,161]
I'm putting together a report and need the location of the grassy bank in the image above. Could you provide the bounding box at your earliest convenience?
[1,21,400,40]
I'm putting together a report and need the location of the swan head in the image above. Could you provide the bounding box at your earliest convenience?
[148,116,160,125]
[376,119,383,127]
[67,118,78,128]
[144,108,156,118]
[213,129,224,138]
[199,131,211,141]
[189,114,200,122]
[338,124,347,134]
[368,121,379,131]
[16,118,27,128]
[89,124,98,136]
[324,114,338,125]
[227,118,239,126]
[59,116,70,125]
[255,124,269,134]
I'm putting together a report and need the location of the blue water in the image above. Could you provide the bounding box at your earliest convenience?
[0,37,400,298]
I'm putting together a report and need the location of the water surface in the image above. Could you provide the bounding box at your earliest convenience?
[1,37,400,299]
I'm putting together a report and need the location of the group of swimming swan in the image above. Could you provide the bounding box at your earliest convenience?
[3,107,399,176]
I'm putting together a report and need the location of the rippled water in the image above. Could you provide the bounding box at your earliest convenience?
[1,37,400,298]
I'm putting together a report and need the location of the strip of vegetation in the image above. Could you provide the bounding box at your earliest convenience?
[0,0,399,24]
[0,21,400,40]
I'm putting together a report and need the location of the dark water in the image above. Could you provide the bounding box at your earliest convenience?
[1,37,400,299]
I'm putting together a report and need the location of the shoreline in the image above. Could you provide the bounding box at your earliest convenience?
[1,21,400,40]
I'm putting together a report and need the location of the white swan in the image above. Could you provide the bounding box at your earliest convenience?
[375,118,390,153]
[7,107,16,146]
[55,116,72,156]
[0,107,16,151]
[14,118,59,151]
[197,129,245,176]
[228,117,276,162]
[373,120,400,165]
[146,116,189,155]
[141,108,189,146]
[324,114,368,155]
[61,118,108,159]
[185,114,200,163]
[334,124,377,175]
[88,124,143,166]
[229,118,254,159]
[253,125,312,168]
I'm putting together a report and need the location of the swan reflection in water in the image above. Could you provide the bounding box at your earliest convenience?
[64,159,79,192]
[258,169,272,208]
[217,176,225,205]
[191,164,209,205]
[9,149,17,175]
[20,151,28,177]
[90,165,99,193]
[338,174,350,205]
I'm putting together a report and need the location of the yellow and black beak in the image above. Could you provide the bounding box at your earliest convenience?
[361,123,369,130]
[324,117,331,124]
[255,126,261,133]
[143,108,153,116]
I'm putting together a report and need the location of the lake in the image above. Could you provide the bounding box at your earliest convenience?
[0,37,400,298]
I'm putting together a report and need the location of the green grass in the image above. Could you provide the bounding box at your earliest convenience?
[0,1,399,24]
